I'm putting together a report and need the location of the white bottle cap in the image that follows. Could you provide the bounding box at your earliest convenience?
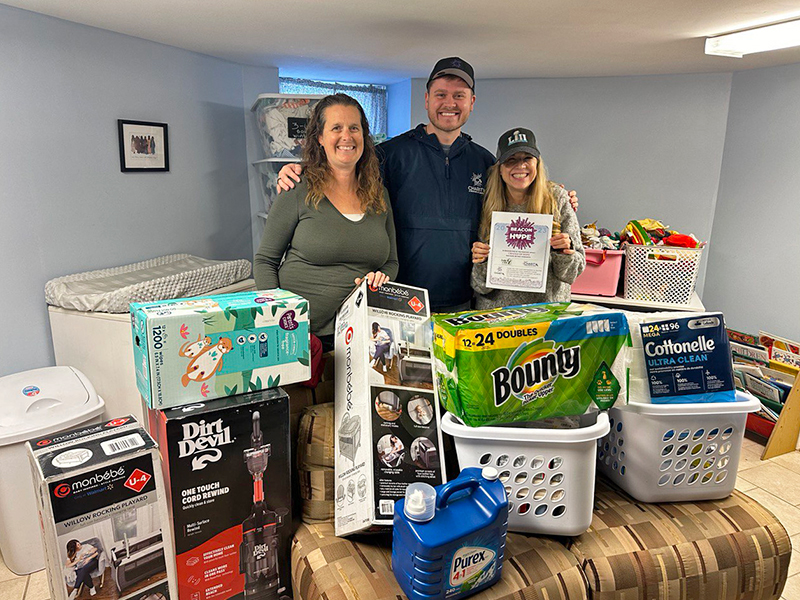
[481,467,499,481]
[404,482,436,522]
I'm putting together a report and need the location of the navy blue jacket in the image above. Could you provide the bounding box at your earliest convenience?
[378,124,495,309]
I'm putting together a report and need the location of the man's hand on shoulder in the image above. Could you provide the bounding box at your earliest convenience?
[556,183,579,212]
[276,163,303,193]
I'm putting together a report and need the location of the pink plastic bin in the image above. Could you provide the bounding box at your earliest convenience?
[571,249,624,296]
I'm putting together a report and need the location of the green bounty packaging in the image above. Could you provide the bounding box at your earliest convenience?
[432,303,630,426]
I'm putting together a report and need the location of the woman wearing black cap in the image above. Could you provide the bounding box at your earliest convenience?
[470,128,585,309]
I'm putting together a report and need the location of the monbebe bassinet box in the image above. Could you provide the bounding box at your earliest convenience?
[334,281,445,536]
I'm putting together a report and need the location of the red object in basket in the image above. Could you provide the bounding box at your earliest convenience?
[746,413,776,439]
[571,249,625,296]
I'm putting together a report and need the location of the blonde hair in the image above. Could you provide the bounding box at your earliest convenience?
[478,157,560,242]
[303,94,386,214]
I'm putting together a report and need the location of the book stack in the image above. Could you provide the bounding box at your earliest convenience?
[728,328,799,436]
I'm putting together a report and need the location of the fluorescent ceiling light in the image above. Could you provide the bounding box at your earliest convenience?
[705,19,800,58]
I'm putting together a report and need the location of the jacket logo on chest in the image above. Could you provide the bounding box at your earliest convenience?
[468,172,484,194]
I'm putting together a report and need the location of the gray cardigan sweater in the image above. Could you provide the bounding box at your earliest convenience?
[471,185,585,309]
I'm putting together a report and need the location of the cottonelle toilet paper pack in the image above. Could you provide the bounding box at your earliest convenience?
[626,311,736,403]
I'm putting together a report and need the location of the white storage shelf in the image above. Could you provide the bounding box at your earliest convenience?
[571,291,705,312]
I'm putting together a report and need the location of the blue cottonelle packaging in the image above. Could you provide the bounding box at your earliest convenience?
[633,312,736,403]
[392,467,507,600]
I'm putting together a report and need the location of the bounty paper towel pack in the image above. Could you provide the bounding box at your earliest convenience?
[132,289,310,409]
[626,311,736,403]
[432,303,630,427]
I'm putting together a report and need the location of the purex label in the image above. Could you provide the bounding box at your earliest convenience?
[49,454,157,522]
[445,539,501,598]
[449,546,496,586]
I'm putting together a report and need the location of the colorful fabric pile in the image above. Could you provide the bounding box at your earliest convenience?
[580,221,620,249]
[621,218,704,248]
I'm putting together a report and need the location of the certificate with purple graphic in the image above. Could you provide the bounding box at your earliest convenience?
[486,212,553,292]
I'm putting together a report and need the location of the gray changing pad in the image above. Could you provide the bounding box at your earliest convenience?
[45,254,252,313]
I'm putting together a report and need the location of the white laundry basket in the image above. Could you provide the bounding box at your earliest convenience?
[597,391,759,503]
[441,411,609,536]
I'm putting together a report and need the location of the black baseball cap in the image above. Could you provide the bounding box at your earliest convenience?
[427,57,475,91]
[496,128,540,164]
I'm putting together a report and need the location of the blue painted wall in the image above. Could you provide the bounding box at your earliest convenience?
[0,4,277,376]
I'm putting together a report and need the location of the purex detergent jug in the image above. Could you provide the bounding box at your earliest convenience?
[392,467,508,600]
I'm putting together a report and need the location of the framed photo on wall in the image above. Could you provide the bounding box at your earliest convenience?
[118,119,169,172]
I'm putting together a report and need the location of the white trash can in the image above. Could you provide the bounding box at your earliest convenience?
[0,367,105,574]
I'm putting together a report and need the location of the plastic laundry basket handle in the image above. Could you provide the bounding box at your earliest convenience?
[585,250,607,265]
[436,476,481,509]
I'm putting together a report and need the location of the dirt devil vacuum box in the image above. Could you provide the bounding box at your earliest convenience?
[150,388,291,600]
[334,280,445,536]
[27,416,177,600]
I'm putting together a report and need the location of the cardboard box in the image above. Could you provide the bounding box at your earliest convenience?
[150,389,291,600]
[28,416,177,600]
[333,281,445,536]
[132,289,310,409]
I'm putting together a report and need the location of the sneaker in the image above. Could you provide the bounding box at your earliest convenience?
[382,365,387,372]
[68,590,78,600]
[89,588,97,596]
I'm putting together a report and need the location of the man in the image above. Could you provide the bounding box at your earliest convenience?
[277,57,577,312]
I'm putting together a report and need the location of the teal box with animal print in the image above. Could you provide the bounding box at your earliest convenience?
[131,289,310,409]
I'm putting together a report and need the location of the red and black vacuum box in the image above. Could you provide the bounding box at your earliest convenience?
[150,389,291,600]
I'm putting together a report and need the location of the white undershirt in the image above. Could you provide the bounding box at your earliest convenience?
[342,213,365,222]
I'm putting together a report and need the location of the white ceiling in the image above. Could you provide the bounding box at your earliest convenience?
[6,0,800,83]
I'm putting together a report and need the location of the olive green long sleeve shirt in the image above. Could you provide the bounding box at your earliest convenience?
[254,181,399,336]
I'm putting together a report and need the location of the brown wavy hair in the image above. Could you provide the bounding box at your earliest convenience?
[303,94,385,214]
[478,157,559,242]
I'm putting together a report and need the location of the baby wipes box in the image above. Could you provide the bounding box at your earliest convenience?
[432,303,630,427]
[333,280,446,536]
[132,289,310,409]
[28,416,177,600]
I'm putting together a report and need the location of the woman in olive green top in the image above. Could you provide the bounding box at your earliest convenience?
[255,94,398,349]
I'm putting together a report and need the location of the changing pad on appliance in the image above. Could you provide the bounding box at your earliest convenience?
[45,254,252,313]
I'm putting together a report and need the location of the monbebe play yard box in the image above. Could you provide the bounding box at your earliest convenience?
[334,280,445,536]
[132,289,310,409]
[432,303,630,426]
[28,416,177,600]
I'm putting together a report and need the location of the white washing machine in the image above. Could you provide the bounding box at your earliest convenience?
[48,279,256,425]
[0,367,105,574]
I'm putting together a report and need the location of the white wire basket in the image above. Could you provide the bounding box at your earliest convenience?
[250,94,326,159]
[597,391,760,503]
[441,411,609,536]
[623,243,704,305]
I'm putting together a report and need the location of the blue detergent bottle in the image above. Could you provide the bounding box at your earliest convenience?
[392,467,508,600]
